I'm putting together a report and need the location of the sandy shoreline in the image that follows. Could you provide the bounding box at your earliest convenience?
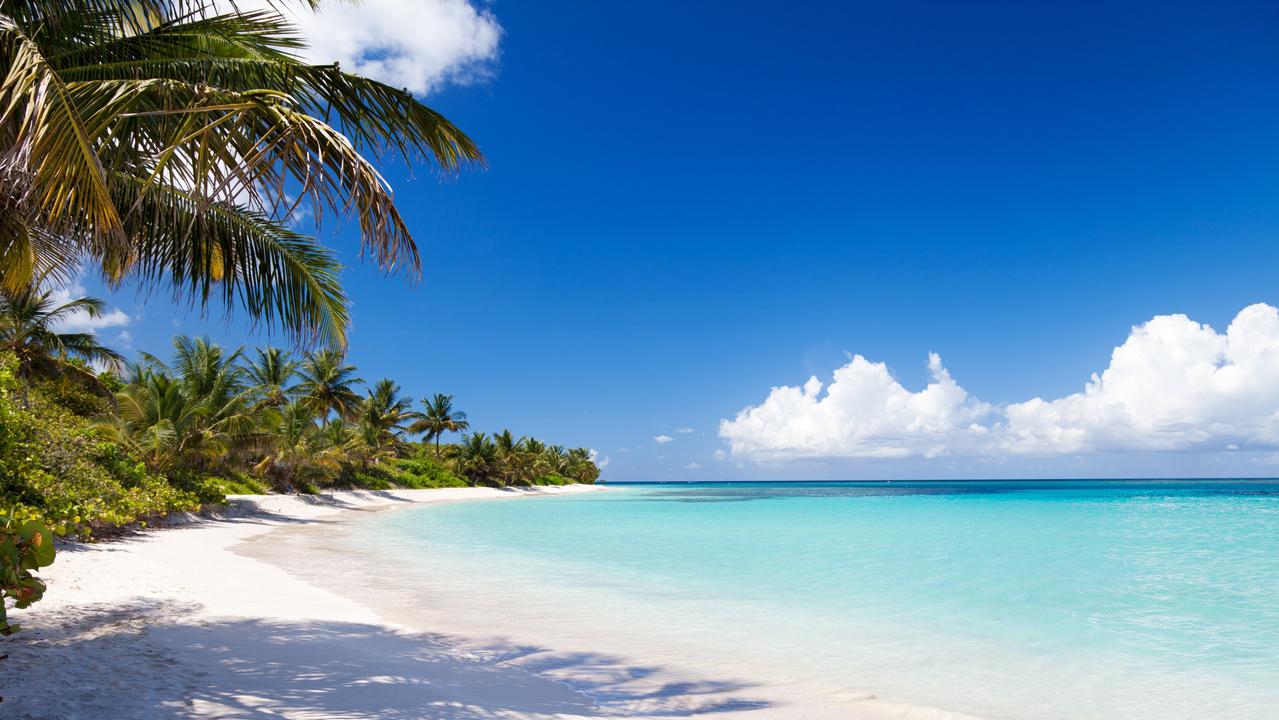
[3,486,604,719]
[3,485,974,720]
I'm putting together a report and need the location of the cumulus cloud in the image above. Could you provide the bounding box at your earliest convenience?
[714,449,727,461]
[720,304,1279,460]
[47,275,131,334]
[258,0,503,95]
[684,462,703,470]
[721,352,989,459]
[653,435,674,444]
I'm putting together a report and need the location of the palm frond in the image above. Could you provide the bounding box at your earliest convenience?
[115,175,349,346]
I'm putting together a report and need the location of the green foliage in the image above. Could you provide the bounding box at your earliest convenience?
[341,456,468,490]
[533,473,573,486]
[1,0,483,345]
[169,470,270,504]
[445,433,601,487]
[0,324,603,631]
[0,510,56,635]
[0,286,124,394]
[408,394,469,453]
[0,355,200,534]
[390,457,469,488]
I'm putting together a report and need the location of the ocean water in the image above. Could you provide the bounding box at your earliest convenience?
[332,481,1279,719]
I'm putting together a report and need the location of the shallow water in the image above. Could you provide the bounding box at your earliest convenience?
[300,481,1279,719]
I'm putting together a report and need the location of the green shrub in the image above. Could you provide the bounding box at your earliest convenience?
[0,354,200,537]
[169,470,270,502]
[533,473,572,486]
[342,466,397,490]
[0,510,55,635]
[393,456,468,488]
[338,456,469,490]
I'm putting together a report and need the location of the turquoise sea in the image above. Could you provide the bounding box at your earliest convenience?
[339,481,1279,719]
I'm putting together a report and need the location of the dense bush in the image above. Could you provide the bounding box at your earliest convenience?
[169,470,272,503]
[342,456,469,490]
[0,355,199,537]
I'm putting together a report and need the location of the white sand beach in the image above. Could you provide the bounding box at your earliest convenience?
[3,486,975,720]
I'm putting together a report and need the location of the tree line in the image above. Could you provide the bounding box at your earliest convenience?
[0,0,494,634]
[6,285,601,493]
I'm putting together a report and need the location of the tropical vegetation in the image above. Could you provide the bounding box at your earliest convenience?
[0,0,594,633]
[0,313,601,626]
[3,321,599,522]
[0,0,482,345]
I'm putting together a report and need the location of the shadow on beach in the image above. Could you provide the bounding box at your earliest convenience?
[2,600,771,720]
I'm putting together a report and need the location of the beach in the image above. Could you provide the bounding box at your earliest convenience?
[4,487,614,720]
[5,485,967,720]
[12,483,1275,720]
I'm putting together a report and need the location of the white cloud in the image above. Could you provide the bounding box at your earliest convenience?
[721,304,1279,461]
[676,427,696,434]
[46,275,131,334]
[721,352,989,460]
[714,449,727,461]
[653,435,674,444]
[264,0,503,96]
[588,449,610,470]
[684,462,703,470]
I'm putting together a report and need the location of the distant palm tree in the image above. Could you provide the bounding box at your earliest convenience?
[297,350,364,423]
[0,0,483,345]
[493,429,528,485]
[0,284,123,394]
[409,393,470,454]
[354,379,416,465]
[102,337,256,471]
[543,444,569,476]
[246,348,299,409]
[98,370,203,472]
[254,401,344,492]
[521,438,550,482]
[455,432,497,486]
[567,447,601,484]
[167,336,246,406]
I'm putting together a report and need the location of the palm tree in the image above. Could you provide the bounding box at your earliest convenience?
[245,347,298,409]
[102,337,257,471]
[354,379,416,465]
[0,283,122,394]
[521,438,550,483]
[254,401,343,492]
[0,0,483,345]
[455,432,497,486]
[296,350,363,423]
[409,393,470,454]
[543,444,569,476]
[566,447,601,484]
[98,369,213,472]
[168,336,246,404]
[493,429,526,486]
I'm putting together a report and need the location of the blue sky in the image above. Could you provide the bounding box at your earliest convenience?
[78,1,1279,481]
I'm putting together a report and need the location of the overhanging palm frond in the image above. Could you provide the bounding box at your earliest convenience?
[115,175,348,346]
[0,15,125,285]
[1,0,483,344]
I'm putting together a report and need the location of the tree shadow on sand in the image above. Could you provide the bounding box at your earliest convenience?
[3,600,771,720]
